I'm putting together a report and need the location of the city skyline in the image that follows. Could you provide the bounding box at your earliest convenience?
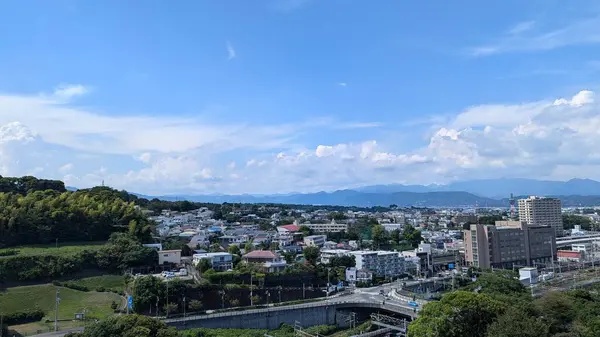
[1,1,600,195]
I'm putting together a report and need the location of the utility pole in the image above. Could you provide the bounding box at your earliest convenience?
[54,288,60,332]
[165,278,170,318]
[326,268,331,301]
[302,282,305,299]
[155,296,159,318]
[250,273,253,306]
[183,296,186,327]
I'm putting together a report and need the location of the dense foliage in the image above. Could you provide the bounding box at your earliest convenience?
[0,309,45,325]
[0,233,157,283]
[64,314,178,337]
[0,181,153,247]
[408,271,600,337]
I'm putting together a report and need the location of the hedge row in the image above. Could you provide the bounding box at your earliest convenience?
[2,309,45,325]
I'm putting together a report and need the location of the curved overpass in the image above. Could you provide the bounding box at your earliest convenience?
[166,299,418,330]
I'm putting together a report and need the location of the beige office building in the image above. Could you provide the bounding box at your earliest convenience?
[464,221,555,269]
[518,196,563,236]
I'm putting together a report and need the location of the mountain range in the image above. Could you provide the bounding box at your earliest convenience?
[117,178,600,208]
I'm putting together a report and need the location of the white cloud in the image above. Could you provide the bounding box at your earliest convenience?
[53,84,89,101]
[137,152,152,164]
[227,41,236,60]
[469,16,600,56]
[507,20,536,35]
[338,82,347,87]
[0,89,307,156]
[59,163,74,173]
[6,86,600,195]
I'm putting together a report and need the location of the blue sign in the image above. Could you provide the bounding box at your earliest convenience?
[127,296,133,309]
[337,281,344,289]
[448,264,455,270]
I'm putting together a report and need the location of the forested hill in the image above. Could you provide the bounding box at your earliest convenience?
[0,177,152,248]
[0,175,66,194]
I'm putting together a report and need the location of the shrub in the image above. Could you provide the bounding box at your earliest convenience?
[2,309,45,325]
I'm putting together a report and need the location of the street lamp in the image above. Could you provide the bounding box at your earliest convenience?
[183,296,186,327]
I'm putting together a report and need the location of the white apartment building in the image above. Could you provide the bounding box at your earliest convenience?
[305,220,348,233]
[518,196,563,236]
[193,252,233,271]
[349,250,405,278]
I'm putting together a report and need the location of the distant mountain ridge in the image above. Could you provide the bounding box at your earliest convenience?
[352,178,600,198]
[88,178,600,207]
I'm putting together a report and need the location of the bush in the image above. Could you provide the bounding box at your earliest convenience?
[0,249,19,257]
[95,286,106,292]
[2,309,45,325]
[63,282,90,292]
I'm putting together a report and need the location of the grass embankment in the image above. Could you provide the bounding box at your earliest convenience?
[67,275,125,292]
[0,242,105,258]
[0,284,120,320]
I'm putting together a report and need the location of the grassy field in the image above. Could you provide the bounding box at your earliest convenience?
[0,284,120,320]
[69,275,125,292]
[0,241,105,258]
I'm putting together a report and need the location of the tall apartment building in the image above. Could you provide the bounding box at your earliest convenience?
[464,221,555,269]
[518,196,563,236]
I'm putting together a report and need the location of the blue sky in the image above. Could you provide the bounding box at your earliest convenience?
[1,0,600,195]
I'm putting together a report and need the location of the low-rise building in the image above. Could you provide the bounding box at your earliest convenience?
[158,250,182,265]
[345,267,373,284]
[243,250,287,272]
[305,220,348,233]
[320,249,352,264]
[192,252,233,271]
[304,235,327,248]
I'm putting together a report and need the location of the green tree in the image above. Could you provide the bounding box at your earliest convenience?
[72,314,177,337]
[535,292,576,335]
[209,243,222,252]
[132,276,164,313]
[486,307,549,337]
[408,291,505,337]
[163,303,177,315]
[228,245,241,256]
[188,299,203,312]
[229,298,240,307]
[303,246,320,265]
[402,225,422,248]
[371,224,388,249]
[196,259,212,273]
[299,225,312,237]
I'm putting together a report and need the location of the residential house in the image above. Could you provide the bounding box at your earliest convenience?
[193,252,233,271]
[243,250,287,273]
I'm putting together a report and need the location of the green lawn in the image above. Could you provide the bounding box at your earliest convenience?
[0,284,120,320]
[70,275,125,292]
[0,241,105,258]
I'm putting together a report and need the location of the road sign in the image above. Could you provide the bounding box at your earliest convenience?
[127,296,133,309]
[448,263,455,269]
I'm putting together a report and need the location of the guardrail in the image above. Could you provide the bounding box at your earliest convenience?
[165,299,418,324]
